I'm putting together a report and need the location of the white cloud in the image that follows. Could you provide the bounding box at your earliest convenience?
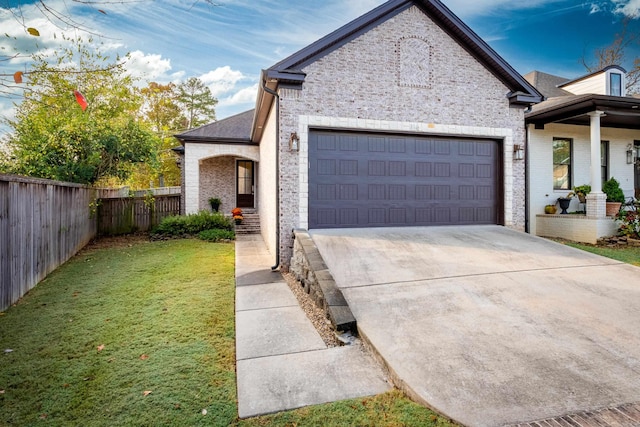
[441,0,568,17]
[199,66,247,97]
[590,3,602,13]
[612,0,640,18]
[124,50,173,80]
[218,84,259,108]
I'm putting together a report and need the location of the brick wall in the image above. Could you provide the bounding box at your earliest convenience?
[199,156,235,213]
[272,5,528,266]
[536,214,618,244]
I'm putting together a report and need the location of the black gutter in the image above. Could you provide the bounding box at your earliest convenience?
[262,82,281,272]
[176,137,257,145]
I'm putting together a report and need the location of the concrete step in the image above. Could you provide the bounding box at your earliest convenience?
[235,212,261,235]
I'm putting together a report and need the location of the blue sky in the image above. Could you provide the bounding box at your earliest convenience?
[0,0,639,132]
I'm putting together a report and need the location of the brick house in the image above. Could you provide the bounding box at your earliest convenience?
[524,66,640,243]
[175,0,543,267]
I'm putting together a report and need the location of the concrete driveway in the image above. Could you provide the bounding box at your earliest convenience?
[309,225,640,426]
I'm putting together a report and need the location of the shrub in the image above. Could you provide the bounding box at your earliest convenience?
[198,229,236,242]
[617,210,640,238]
[152,211,233,237]
[603,177,625,203]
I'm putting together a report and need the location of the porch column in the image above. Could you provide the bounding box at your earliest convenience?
[586,111,606,218]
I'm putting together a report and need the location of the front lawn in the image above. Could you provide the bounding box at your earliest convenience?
[566,242,640,266]
[0,238,454,426]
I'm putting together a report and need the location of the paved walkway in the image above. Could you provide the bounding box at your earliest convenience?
[234,234,390,419]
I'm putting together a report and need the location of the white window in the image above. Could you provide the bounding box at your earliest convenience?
[610,73,622,96]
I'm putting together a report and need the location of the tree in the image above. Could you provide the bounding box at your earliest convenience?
[140,82,186,138]
[132,78,218,189]
[176,77,217,129]
[0,39,159,185]
[582,21,640,94]
[1,1,138,100]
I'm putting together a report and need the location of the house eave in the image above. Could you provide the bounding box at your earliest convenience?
[525,94,640,130]
[251,71,279,143]
[509,92,543,106]
[177,136,257,145]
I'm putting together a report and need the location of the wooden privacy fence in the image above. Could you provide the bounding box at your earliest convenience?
[0,174,97,312]
[97,194,180,235]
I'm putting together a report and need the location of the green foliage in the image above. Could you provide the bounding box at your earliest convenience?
[208,197,222,212]
[573,184,591,196]
[152,211,233,236]
[616,210,640,238]
[133,78,217,189]
[140,82,186,136]
[1,38,159,184]
[603,177,625,203]
[176,77,217,129]
[198,228,235,242]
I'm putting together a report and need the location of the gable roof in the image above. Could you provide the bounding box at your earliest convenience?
[175,109,255,144]
[523,71,571,99]
[252,0,542,141]
[557,65,627,89]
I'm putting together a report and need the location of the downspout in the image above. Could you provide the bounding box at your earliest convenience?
[262,82,281,271]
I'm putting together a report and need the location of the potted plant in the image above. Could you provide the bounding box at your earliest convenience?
[573,185,591,203]
[603,177,625,216]
[208,197,222,212]
[231,207,243,224]
[557,192,573,214]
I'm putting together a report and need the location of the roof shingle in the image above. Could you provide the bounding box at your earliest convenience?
[175,109,255,143]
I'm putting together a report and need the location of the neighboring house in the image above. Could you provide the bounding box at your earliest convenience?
[176,0,545,267]
[525,66,640,243]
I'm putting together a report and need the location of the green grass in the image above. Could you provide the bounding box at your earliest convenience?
[566,242,640,266]
[239,390,454,426]
[0,238,455,427]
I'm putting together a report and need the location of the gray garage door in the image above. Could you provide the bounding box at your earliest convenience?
[308,131,500,229]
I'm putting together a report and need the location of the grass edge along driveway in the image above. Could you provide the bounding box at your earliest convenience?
[0,237,454,427]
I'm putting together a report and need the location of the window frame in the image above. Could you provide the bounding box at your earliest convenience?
[610,73,622,97]
[553,137,573,191]
[601,140,609,188]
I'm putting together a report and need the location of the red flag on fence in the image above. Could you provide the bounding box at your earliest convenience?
[74,90,88,111]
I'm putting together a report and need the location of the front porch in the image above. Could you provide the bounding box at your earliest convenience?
[527,94,640,244]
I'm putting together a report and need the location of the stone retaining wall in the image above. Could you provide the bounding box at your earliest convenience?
[290,229,356,333]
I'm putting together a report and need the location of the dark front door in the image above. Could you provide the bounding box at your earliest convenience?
[237,160,254,208]
[308,131,501,229]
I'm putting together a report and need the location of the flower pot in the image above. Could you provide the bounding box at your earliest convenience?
[557,197,571,214]
[606,202,621,216]
[544,205,557,214]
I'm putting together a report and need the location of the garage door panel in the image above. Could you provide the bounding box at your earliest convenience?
[309,131,500,229]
